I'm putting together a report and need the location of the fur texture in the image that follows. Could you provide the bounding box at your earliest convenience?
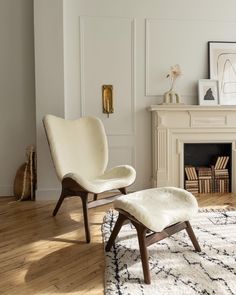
[114,187,198,232]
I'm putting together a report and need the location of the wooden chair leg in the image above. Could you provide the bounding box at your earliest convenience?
[119,187,127,195]
[81,193,91,243]
[105,213,127,251]
[52,191,66,216]
[134,224,151,284]
[185,221,201,252]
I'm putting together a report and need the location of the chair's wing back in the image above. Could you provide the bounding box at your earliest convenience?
[43,115,108,181]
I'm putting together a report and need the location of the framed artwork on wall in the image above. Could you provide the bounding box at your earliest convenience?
[198,79,219,106]
[208,41,236,105]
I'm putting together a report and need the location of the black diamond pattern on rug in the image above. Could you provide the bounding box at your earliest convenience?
[102,209,236,295]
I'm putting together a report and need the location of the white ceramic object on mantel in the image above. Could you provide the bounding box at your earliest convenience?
[163,90,183,104]
[163,64,183,104]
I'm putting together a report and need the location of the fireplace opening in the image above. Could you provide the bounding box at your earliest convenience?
[184,143,232,193]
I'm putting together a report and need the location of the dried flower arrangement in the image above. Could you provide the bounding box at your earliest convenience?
[166,64,182,91]
[163,64,183,104]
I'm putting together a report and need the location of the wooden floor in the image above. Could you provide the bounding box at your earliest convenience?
[0,193,235,295]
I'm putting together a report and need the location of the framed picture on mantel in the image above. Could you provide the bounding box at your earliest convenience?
[198,79,219,106]
[208,41,236,105]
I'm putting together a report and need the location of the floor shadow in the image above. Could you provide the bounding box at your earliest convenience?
[25,242,103,293]
[0,197,101,248]
[47,237,88,245]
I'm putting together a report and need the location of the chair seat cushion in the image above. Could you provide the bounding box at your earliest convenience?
[63,165,136,194]
[114,187,198,232]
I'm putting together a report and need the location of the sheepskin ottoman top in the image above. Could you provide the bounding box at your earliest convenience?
[114,187,198,232]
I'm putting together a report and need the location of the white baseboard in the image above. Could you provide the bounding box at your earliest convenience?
[36,188,60,200]
[0,186,60,200]
[1,183,149,199]
[0,186,13,196]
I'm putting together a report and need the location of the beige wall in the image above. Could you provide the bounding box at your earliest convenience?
[35,0,236,199]
[63,0,236,192]
[0,0,35,195]
[34,0,64,199]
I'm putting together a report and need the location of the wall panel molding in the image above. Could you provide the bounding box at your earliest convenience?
[109,145,136,168]
[79,16,86,117]
[145,19,152,97]
[145,18,236,97]
[79,16,136,136]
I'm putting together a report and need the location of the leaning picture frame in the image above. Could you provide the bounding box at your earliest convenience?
[208,41,236,105]
[198,79,219,106]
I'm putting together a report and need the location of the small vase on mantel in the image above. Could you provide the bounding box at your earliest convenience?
[162,64,184,105]
[163,89,182,104]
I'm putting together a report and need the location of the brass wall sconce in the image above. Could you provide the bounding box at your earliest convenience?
[102,85,114,117]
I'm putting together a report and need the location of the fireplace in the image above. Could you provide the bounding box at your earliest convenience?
[184,143,231,193]
[149,105,236,193]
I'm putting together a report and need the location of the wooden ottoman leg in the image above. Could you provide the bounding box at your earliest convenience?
[185,221,201,252]
[135,223,151,284]
[105,213,127,251]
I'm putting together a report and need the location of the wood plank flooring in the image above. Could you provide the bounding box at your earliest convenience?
[0,193,235,294]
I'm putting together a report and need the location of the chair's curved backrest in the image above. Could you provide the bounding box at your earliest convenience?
[43,115,108,181]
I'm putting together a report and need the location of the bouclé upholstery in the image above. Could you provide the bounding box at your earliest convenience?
[114,187,198,232]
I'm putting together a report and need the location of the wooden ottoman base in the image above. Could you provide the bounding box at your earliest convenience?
[105,209,201,284]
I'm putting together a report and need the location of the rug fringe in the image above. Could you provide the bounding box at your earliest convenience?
[199,207,236,213]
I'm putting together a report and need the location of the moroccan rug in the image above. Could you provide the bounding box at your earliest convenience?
[102,209,236,295]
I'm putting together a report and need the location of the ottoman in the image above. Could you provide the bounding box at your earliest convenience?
[105,187,201,284]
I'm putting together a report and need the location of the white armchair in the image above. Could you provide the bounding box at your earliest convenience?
[43,115,136,242]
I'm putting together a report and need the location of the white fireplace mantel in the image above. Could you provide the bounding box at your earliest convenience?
[149,105,236,192]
